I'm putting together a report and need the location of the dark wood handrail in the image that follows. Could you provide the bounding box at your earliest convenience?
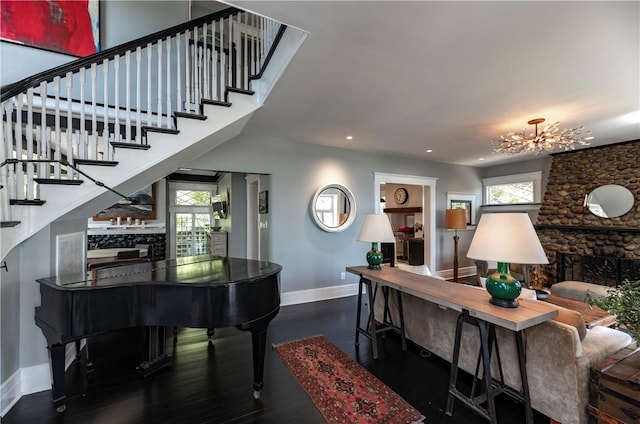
[250,25,287,80]
[0,7,242,102]
[0,158,135,202]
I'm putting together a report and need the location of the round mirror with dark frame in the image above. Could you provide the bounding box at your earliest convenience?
[311,183,356,232]
[585,184,635,218]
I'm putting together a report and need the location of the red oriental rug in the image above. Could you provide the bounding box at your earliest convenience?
[273,335,425,424]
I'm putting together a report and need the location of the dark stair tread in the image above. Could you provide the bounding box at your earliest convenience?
[201,99,232,108]
[142,126,180,135]
[226,87,255,96]
[173,112,207,120]
[74,159,119,167]
[110,142,151,150]
[33,178,84,185]
[1,221,21,228]
[10,199,46,206]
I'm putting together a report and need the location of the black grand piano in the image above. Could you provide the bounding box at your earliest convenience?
[35,255,281,412]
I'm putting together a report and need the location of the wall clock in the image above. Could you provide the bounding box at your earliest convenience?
[394,188,408,205]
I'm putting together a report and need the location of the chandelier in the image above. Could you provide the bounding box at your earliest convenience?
[492,118,593,154]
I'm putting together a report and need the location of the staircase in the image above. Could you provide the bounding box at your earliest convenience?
[0,7,307,261]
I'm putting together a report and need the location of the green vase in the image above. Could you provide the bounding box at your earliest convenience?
[366,242,383,270]
[485,262,521,308]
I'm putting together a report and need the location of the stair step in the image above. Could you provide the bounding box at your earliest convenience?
[142,126,181,137]
[227,87,255,96]
[74,159,119,167]
[201,99,232,108]
[173,111,208,120]
[33,178,84,185]
[110,142,151,150]
[10,199,46,206]
[1,221,21,228]
[173,112,207,129]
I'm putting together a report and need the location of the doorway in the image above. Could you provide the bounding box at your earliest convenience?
[374,172,437,272]
[246,174,260,260]
[168,181,216,258]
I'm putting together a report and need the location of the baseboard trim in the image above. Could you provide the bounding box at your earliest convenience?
[1,340,83,418]
[0,363,50,417]
[281,283,360,306]
[0,369,21,417]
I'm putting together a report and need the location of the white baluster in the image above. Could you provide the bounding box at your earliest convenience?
[220,18,227,96]
[64,72,73,178]
[102,59,109,161]
[147,43,152,126]
[26,88,34,197]
[39,82,47,177]
[91,63,97,159]
[228,15,233,88]
[157,39,163,128]
[213,19,220,101]
[136,46,142,143]
[15,94,23,174]
[77,67,86,178]
[176,35,182,113]
[243,12,248,89]
[125,50,132,143]
[236,13,241,89]
[53,77,61,178]
[1,103,9,218]
[185,31,191,112]
[166,37,171,121]
[16,164,24,201]
[203,22,209,100]
[193,26,200,107]
[114,54,120,149]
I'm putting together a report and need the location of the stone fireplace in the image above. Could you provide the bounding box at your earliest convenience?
[534,139,640,287]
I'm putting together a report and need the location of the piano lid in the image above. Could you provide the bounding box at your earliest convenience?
[37,255,282,289]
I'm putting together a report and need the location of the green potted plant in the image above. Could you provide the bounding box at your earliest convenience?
[587,279,640,341]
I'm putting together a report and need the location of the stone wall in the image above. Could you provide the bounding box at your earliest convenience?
[88,233,167,261]
[534,140,640,287]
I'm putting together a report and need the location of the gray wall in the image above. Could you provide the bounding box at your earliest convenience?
[186,134,483,292]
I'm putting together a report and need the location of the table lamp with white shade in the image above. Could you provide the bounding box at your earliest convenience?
[357,214,395,270]
[467,212,548,307]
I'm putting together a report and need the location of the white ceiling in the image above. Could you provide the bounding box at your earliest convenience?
[222,1,639,167]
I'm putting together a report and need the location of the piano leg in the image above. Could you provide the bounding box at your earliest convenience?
[137,326,172,377]
[250,324,268,400]
[49,343,67,412]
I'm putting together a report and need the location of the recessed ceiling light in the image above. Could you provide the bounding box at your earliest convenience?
[478,158,485,161]
[346,136,353,140]
[426,149,433,153]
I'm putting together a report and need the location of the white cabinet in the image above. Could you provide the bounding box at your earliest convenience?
[210,231,228,257]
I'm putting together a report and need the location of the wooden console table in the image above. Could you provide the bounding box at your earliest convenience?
[346,265,558,424]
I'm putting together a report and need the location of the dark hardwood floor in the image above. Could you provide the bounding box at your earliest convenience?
[4,296,549,424]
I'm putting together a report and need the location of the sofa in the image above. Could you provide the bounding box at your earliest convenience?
[373,275,632,424]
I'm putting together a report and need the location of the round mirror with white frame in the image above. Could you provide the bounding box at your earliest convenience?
[585,184,635,218]
[311,183,356,232]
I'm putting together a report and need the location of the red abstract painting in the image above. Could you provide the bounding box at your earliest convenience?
[1,0,99,57]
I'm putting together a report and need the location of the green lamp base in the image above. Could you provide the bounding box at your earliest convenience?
[366,242,384,270]
[485,262,521,308]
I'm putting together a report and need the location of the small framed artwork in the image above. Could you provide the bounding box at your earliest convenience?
[93,183,156,221]
[259,190,269,214]
[446,192,476,227]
